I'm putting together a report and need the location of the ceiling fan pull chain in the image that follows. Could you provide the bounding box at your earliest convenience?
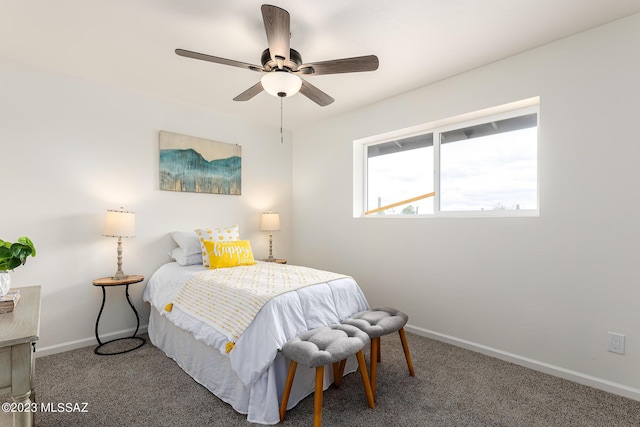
[280,95,284,144]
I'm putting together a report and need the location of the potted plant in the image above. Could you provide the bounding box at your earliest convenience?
[0,237,36,297]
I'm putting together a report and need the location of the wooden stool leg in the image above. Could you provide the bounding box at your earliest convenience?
[314,366,324,427]
[356,350,375,409]
[338,359,347,379]
[370,337,380,400]
[371,338,382,363]
[398,328,415,376]
[280,360,298,422]
[332,362,342,387]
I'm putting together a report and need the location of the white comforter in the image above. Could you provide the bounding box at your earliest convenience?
[143,261,370,387]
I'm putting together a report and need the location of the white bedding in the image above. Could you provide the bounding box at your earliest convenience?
[172,263,349,346]
[143,261,370,424]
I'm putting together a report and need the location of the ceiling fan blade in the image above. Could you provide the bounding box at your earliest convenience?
[233,82,264,101]
[297,55,379,75]
[261,4,290,67]
[176,49,264,72]
[299,79,334,106]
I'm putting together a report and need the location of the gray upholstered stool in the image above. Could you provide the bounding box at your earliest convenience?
[279,324,375,427]
[343,307,415,399]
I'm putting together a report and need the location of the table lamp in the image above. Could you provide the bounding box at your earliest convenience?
[260,212,280,262]
[103,207,135,279]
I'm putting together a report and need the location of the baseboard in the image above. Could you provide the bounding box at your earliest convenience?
[35,324,149,358]
[405,324,640,402]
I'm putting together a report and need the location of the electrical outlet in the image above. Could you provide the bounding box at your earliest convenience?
[608,332,625,354]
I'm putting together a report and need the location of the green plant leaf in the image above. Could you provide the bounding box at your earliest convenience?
[0,237,36,270]
[0,246,11,269]
[17,236,36,257]
[6,257,21,270]
[10,244,31,264]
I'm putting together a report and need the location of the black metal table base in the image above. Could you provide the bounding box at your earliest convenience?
[94,336,146,356]
[94,283,146,356]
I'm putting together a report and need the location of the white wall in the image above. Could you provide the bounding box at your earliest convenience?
[291,14,640,399]
[0,58,292,353]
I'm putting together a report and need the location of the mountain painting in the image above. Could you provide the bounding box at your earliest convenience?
[159,131,241,195]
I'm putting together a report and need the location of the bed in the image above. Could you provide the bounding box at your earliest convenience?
[143,259,370,425]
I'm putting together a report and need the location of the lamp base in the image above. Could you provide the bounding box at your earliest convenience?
[112,238,129,280]
[265,232,277,263]
[112,273,130,281]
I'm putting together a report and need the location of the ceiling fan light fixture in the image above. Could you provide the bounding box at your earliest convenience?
[261,71,302,98]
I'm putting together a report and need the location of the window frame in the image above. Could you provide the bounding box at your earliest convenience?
[353,97,540,218]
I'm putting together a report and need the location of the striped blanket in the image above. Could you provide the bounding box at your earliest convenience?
[170,262,347,349]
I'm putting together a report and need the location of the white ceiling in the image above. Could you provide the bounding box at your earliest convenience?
[2,0,640,130]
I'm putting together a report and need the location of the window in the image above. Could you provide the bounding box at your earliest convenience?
[367,133,435,215]
[355,99,539,217]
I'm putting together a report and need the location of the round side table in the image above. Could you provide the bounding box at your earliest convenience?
[93,275,146,356]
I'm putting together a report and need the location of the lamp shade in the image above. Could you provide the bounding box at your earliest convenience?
[261,212,281,232]
[261,71,302,98]
[103,208,135,238]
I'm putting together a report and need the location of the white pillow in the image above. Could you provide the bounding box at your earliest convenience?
[170,231,201,256]
[169,248,203,266]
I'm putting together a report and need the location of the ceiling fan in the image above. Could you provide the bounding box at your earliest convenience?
[175,4,379,107]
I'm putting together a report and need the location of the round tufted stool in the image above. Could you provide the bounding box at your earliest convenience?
[342,307,415,399]
[279,324,375,426]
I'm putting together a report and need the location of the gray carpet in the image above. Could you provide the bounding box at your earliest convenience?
[16,333,640,426]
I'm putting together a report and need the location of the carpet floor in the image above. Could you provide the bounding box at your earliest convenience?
[5,332,640,426]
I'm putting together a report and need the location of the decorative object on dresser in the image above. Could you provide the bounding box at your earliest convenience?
[260,211,281,262]
[93,275,146,355]
[103,207,135,280]
[0,236,36,297]
[0,288,21,314]
[0,272,9,299]
[0,286,41,427]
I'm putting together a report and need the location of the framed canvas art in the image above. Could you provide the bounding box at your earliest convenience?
[159,131,241,195]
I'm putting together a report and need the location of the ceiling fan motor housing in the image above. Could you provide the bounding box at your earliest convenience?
[260,48,303,72]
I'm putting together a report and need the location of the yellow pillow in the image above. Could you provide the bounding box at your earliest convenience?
[203,240,256,269]
[195,225,240,267]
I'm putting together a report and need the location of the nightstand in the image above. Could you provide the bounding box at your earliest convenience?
[92,275,145,356]
[264,259,287,264]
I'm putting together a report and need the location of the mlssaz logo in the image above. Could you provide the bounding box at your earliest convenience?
[40,402,89,413]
